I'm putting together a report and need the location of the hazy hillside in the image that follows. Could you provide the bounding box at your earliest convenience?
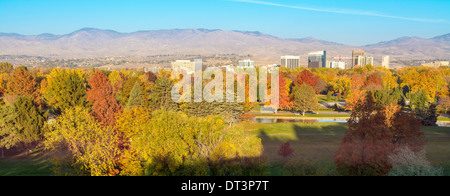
[0,28,449,66]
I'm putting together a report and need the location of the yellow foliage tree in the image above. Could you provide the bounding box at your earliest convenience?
[44,106,119,176]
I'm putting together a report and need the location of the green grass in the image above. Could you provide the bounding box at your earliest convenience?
[238,121,450,174]
[0,150,53,176]
[438,116,450,122]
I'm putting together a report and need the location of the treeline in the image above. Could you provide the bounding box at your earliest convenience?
[279,64,449,125]
[0,62,262,176]
[0,61,449,176]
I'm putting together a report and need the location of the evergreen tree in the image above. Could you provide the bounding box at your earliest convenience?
[0,106,18,158]
[0,97,47,156]
[125,81,144,109]
[150,76,178,111]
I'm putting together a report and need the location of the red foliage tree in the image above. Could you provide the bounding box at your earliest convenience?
[295,70,320,94]
[87,71,123,126]
[335,92,426,176]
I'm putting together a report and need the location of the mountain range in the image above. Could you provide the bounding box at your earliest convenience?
[0,28,449,66]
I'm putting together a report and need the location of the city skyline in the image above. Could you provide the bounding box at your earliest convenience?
[1,0,449,46]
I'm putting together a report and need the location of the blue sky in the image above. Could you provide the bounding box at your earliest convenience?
[0,0,449,46]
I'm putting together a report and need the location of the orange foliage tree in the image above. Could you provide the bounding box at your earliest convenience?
[345,74,366,110]
[6,67,40,104]
[87,71,123,127]
[279,73,293,110]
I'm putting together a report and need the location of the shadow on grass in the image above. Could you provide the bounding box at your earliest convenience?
[256,123,347,176]
[0,148,53,176]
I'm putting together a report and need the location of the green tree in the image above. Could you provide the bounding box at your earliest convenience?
[0,106,18,158]
[0,97,47,156]
[125,81,144,109]
[293,84,320,116]
[408,89,428,111]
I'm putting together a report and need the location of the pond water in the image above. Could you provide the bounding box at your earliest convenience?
[254,118,450,127]
[253,118,348,124]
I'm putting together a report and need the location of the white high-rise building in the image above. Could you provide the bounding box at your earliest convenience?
[356,56,374,66]
[281,56,300,69]
[238,59,255,68]
[329,61,346,69]
[382,56,390,69]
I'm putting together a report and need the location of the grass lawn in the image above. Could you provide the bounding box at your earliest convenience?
[238,121,450,175]
[0,149,53,176]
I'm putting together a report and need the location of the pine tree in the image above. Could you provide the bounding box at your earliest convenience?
[0,97,47,156]
[150,76,178,111]
[125,81,144,109]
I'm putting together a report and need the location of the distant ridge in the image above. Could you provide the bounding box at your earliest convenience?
[0,28,448,63]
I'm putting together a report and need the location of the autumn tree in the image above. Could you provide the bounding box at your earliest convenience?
[44,106,119,176]
[295,70,320,94]
[0,62,13,73]
[345,74,366,110]
[334,92,426,176]
[364,73,382,91]
[116,109,262,176]
[279,73,293,110]
[87,71,123,126]
[41,68,87,112]
[293,84,320,116]
[6,67,40,104]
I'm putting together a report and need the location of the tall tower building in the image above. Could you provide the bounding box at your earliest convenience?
[352,50,365,68]
[382,56,390,69]
[308,51,327,68]
[281,56,300,69]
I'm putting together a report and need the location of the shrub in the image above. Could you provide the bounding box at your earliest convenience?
[388,147,443,176]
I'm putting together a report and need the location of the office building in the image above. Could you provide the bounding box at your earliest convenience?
[329,61,346,69]
[308,51,327,68]
[421,61,450,68]
[238,59,255,68]
[171,60,196,74]
[382,56,390,69]
[356,56,374,67]
[352,50,365,68]
[281,56,300,69]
